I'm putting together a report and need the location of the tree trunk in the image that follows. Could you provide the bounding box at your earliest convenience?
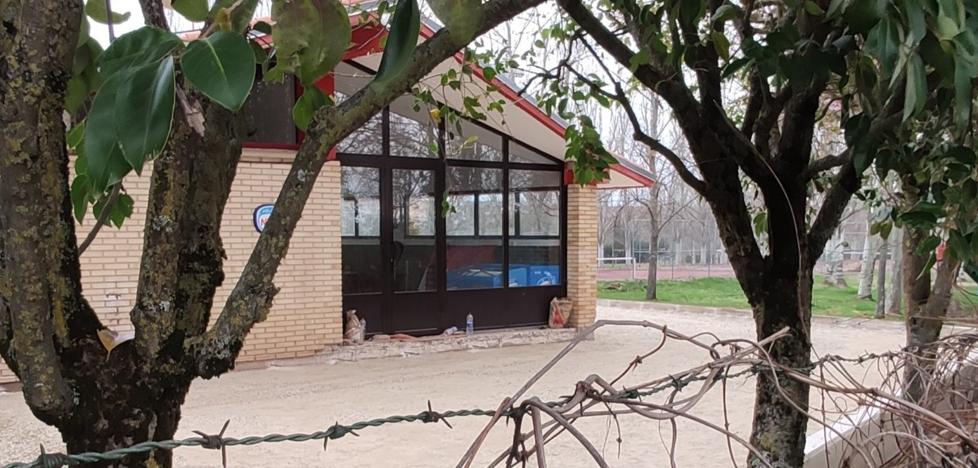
[903,228,961,402]
[886,228,903,316]
[747,267,813,468]
[61,371,191,468]
[645,216,659,300]
[857,229,876,298]
[875,238,888,319]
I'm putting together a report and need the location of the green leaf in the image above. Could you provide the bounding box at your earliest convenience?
[183,32,256,111]
[71,175,92,223]
[853,149,871,173]
[629,48,652,71]
[843,0,883,34]
[267,0,352,85]
[104,194,135,228]
[916,235,942,255]
[374,0,421,83]
[83,74,133,192]
[85,0,131,25]
[429,0,481,40]
[935,14,959,41]
[803,1,825,16]
[711,31,730,61]
[903,55,927,121]
[171,0,210,21]
[210,0,259,32]
[99,27,182,78]
[953,59,973,131]
[115,56,175,172]
[66,74,91,114]
[292,86,328,130]
[711,4,740,25]
[866,16,901,78]
[67,122,86,149]
[826,0,848,18]
[900,0,926,44]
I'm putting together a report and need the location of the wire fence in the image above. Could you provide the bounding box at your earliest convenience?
[597,249,733,282]
[2,366,761,468]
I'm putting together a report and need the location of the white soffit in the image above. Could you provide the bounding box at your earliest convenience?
[349,53,569,161]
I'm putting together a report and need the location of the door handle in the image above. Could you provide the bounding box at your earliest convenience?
[390,241,405,267]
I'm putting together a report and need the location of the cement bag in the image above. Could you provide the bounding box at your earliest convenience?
[549,298,573,328]
[344,309,364,344]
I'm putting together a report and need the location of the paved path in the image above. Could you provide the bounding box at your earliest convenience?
[0,303,914,467]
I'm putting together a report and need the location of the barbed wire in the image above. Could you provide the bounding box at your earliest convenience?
[1,365,762,468]
[6,321,974,468]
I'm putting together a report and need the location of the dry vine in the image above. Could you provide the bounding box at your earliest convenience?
[455,320,978,467]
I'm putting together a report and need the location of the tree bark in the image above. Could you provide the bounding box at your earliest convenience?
[857,224,876,298]
[875,238,888,319]
[0,0,549,464]
[645,216,659,300]
[886,228,903,316]
[903,228,961,402]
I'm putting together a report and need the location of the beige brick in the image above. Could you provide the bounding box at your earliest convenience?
[0,156,343,384]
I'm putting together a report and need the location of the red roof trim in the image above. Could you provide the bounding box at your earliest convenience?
[418,24,567,138]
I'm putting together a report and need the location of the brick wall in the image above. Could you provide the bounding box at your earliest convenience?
[0,150,343,384]
[565,184,598,328]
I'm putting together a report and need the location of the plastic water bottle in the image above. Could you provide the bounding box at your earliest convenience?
[465,314,474,337]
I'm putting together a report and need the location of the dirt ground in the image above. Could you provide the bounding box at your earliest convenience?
[0,304,922,467]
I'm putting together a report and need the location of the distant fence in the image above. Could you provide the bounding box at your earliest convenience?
[597,248,905,283]
[598,250,734,281]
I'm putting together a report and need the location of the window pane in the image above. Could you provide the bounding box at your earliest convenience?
[390,96,439,158]
[508,169,561,287]
[509,240,561,287]
[447,166,503,289]
[511,190,560,236]
[446,119,503,161]
[510,141,558,165]
[341,166,382,294]
[242,69,297,145]
[509,169,561,189]
[393,169,437,292]
[479,193,502,235]
[447,194,475,235]
[337,110,383,154]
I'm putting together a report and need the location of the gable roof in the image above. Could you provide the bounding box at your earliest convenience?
[235,7,655,187]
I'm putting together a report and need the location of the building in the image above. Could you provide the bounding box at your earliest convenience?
[0,13,653,384]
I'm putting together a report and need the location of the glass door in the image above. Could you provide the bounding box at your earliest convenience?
[342,160,444,335]
[384,163,443,333]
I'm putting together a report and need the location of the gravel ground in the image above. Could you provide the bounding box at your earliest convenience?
[0,304,914,467]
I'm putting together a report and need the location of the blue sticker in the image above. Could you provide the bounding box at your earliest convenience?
[253,204,274,233]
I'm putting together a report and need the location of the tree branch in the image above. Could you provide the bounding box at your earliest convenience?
[77,183,121,255]
[808,110,902,261]
[0,0,101,424]
[563,42,708,196]
[800,153,847,181]
[186,0,549,377]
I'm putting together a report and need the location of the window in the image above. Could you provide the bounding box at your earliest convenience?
[510,141,558,164]
[336,90,384,154]
[390,96,439,158]
[446,119,503,161]
[341,167,382,294]
[242,68,297,145]
[509,169,561,287]
[446,167,504,289]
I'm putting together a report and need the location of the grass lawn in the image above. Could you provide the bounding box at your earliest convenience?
[598,277,882,318]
